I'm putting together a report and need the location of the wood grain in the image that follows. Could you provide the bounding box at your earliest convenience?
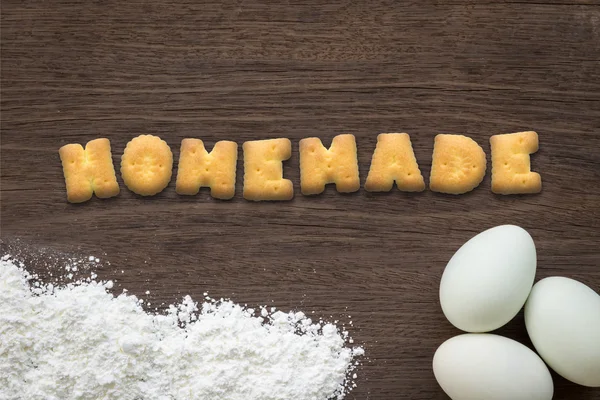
[1,1,599,398]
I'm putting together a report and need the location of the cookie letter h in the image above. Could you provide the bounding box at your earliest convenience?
[59,138,120,203]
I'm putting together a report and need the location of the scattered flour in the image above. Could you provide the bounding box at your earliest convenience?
[0,256,363,400]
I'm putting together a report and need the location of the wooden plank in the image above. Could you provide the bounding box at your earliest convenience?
[1,1,599,398]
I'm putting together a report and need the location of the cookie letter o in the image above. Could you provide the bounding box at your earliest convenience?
[121,135,173,196]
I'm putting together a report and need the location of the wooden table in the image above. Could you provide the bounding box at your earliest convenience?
[2,1,599,398]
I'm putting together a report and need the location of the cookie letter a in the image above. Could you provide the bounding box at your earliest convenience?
[59,138,120,203]
[176,139,238,199]
[429,134,486,195]
[365,133,425,192]
[490,131,541,194]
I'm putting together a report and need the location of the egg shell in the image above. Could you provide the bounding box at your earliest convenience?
[433,334,554,400]
[440,225,536,332]
[525,276,600,387]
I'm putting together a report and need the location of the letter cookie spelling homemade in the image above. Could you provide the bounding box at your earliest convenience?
[243,138,294,201]
[121,135,173,196]
[59,138,120,203]
[176,139,238,199]
[365,133,425,192]
[430,134,486,195]
[299,134,360,195]
[490,131,542,195]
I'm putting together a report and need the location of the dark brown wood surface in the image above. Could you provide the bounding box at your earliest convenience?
[2,1,600,399]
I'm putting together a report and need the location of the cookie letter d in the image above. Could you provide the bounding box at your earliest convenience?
[429,134,487,195]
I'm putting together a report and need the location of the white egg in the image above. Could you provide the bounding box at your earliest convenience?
[525,276,600,387]
[433,334,553,400]
[440,225,536,332]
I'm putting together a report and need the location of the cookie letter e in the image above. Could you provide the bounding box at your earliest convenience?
[243,138,294,201]
[490,131,542,195]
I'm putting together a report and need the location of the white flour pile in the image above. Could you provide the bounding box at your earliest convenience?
[0,256,363,400]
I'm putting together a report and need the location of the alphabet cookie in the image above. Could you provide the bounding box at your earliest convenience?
[176,139,238,199]
[430,134,486,195]
[121,135,173,196]
[59,138,120,203]
[365,133,425,192]
[299,134,360,195]
[243,138,294,201]
[490,131,541,194]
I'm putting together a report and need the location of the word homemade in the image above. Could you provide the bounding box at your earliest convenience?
[59,131,541,203]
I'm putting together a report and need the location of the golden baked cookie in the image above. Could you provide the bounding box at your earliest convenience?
[490,131,541,194]
[299,134,360,195]
[176,139,238,199]
[365,133,425,192]
[243,138,294,201]
[59,138,120,203]
[429,134,486,195]
[121,135,173,196]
